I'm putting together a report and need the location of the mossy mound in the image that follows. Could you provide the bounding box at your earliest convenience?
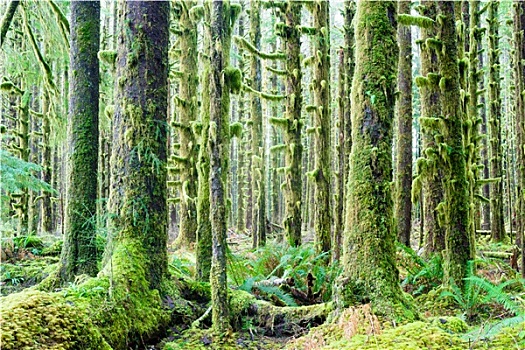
[290,305,469,349]
[0,289,109,350]
[480,321,525,349]
[162,328,283,350]
[0,256,58,295]
[431,316,468,333]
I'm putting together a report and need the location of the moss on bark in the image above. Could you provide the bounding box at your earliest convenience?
[395,0,413,247]
[249,0,267,249]
[60,0,100,283]
[173,0,200,249]
[513,1,525,278]
[310,0,332,254]
[416,1,446,256]
[487,0,505,242]
[338,0,415,321]
[196,1,213,282]
[280,1,303,247]
[437,1,474,287]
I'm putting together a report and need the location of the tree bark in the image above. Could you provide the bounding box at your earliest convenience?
[437,1,474,288]
[209,0,232,332]
[488,0,504,242]
[250,0,267,248]
[395,0,413,247]
[312,0,332,254]
[338,0,413,319]
[60,0,100,282]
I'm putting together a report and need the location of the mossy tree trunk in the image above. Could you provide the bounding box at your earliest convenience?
[196,1,213,282]
[40,89,52,233]
[339,0,413,318]
[59,0,100,283]
[466,0,483,243]
[280,1,303,247]
[395,0,413,247]
[311,0,332,254]
[488,0,504,242]
[106,0,170,290]
[250,0,267,248]
[334,0,355,262]
[416,1,445,256]
[437,1,474,288]
[236,4,246,234]
[480,40,490,231]
[209,0,236,332]
[0,0,19,48]
[173,0,200,249]
[513,0,525,278]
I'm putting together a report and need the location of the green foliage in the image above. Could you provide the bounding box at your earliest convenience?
[398,244,444,295]
[0,149,55,200]
[229,243,341,306]
[439,261,524,322]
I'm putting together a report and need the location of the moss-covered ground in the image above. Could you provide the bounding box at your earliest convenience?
[1,233,524,349]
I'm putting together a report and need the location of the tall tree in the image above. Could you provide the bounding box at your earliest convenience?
[250,0,267,248]
[395,0,413,247]
[209,0,239,332]
[488,0,504,242]
[59,0,100,282]
[196,1,213,282]
[277,1,303,247]
[414,1,445,255]
[339,0,412,317]
[437,1,473,287]
[311,0,332,254]
[173,0,200,248]
[513,0,525,277]
[334,0,355,262]
[106,0,170,290]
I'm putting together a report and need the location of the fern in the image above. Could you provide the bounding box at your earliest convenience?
[256,285,297,307]
[440,260,524,321]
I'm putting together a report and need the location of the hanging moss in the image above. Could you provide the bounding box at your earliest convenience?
[398,14,435,29]
[436,1,473,287]
[487,0,504,242]
[172,0,200,250]
[196,0,213,282]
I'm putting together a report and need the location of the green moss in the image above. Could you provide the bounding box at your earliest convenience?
[0,290,110,350]
[431,316,468,333]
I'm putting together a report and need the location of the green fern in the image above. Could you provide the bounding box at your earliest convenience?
[440,261,524,322]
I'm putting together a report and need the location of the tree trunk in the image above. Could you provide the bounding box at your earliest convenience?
[488,0,504,242]
[312,0,332,254]
[60,0,100,282]
[196,1,213,282]
[418,1,445,256]
[250,0,267,248]
[437,1,474,288]
[395,0,413,247]
[209,0,233,332]
[513,0,525,278]
[106,0,170,290]
[338,0,413,319]
[173,0,199,249]
[281,2,303,247]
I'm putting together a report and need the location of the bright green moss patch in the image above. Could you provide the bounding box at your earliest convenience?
[431,316,469,333]
[0,289,110,350]
[162,328,283,350]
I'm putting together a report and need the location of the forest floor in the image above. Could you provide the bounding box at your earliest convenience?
[1,229,524,349]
